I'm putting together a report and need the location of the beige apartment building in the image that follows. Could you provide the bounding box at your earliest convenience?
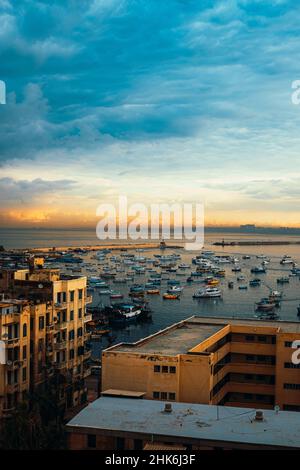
[0,257,92,417]
[102,316,300,411]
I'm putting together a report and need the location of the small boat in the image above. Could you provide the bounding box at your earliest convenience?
[280,255,294,265]
[232,266,241,272]
[163,293,180,300]
[277,277,289,284]
[239,285,248,290]
[251,266,266,274]
[193,287,222,298]
[206,279,220,286]
[256,299,276,312]
[228,281,234,288]
[98,289,112,295]
[146,289,160,295]
[186,277,193,283]
[129,291,145,298]
[167,286,183,293]
[242,255,251,260]
[249,279,261,287]
[237,276,245,281]
[110,292,124,299]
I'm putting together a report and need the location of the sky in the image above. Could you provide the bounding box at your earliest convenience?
[1,0,300,228]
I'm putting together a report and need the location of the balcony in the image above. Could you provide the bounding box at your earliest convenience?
[83,367,91,378]
[83,350,92,360]
[53,341,67,351]
[53,361,67,370]
[6,383,20,393]
[83,314,92,322]
[46,324,54,332]
[54,302,68,310]
[54,321,68,331]
[3,338,20,347]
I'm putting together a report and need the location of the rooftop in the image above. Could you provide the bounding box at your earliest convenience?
[106,315,300,356]
[66,397,300,449]
[111,321,225,355]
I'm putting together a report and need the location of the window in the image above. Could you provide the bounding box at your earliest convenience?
[22,323,27,337]
[153,391,159,399]
[245,374,254,380]
[116,437,125,450]
[244,393,253,400]
[22,367,27,382]
[161,392,167,400]
[38,316,44,330]
[22,345,27,360]
[284,362,300,369]
[78,308,82,319]
[169,392,176,401]
[70,310,74,321]
[170,366,176,374]
[284,383,300,390]
[285,341,292,347]
[38,339,44,352]
[246,355,255,361]
[283,404,300,411]
[257,355,266,362]
[78,289,83,300]
[70,291,75,302]
[162,366,168,373]
[77,327,83,337]
[245,335,255,341]
[134,439,143,450]
[87,434,96,448]
[69,330,75,341]
[258,335,267,343]
[69,349,75,360]
[154,365,160,373]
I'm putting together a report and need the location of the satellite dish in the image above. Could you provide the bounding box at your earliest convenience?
[38,284,44,289]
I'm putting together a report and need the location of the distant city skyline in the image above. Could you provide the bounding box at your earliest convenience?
[1,1,300,228]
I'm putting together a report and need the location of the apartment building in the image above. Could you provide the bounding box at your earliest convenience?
[0,258,92,417]
[66,396,300,450]
[102,316,300,411]
[0,300,30,415]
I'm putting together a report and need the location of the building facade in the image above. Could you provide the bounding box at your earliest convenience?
[102,316,300,411]
[0,258,92,417]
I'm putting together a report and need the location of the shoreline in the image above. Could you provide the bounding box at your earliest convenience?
[8,241,184,254]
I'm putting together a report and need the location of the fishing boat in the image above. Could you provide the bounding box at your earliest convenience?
[110,292,124,300]
[277,277,289,284]
[193,287,222,298]
[167,286,183,293]
[232,266,241,272]
[256,298,276,312]
[108,304,142,324]
[249,279,261,287]
[280,255,294,265]
[146,289,160,295]
[206,278,219,286]
[163,293,180,300]
[251,266,266,274]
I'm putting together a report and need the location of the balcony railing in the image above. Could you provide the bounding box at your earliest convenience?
[53,341,67,351]
[83,314,92,322]
[54,321,68,330]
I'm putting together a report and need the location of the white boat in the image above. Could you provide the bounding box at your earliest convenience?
[280,255,294,265]
[167,286,183,293]
[193,287,222,298]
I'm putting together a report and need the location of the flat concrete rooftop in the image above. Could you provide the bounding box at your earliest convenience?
[110,321,226,355]
[66,397,300,449]
[106,315,300,356]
